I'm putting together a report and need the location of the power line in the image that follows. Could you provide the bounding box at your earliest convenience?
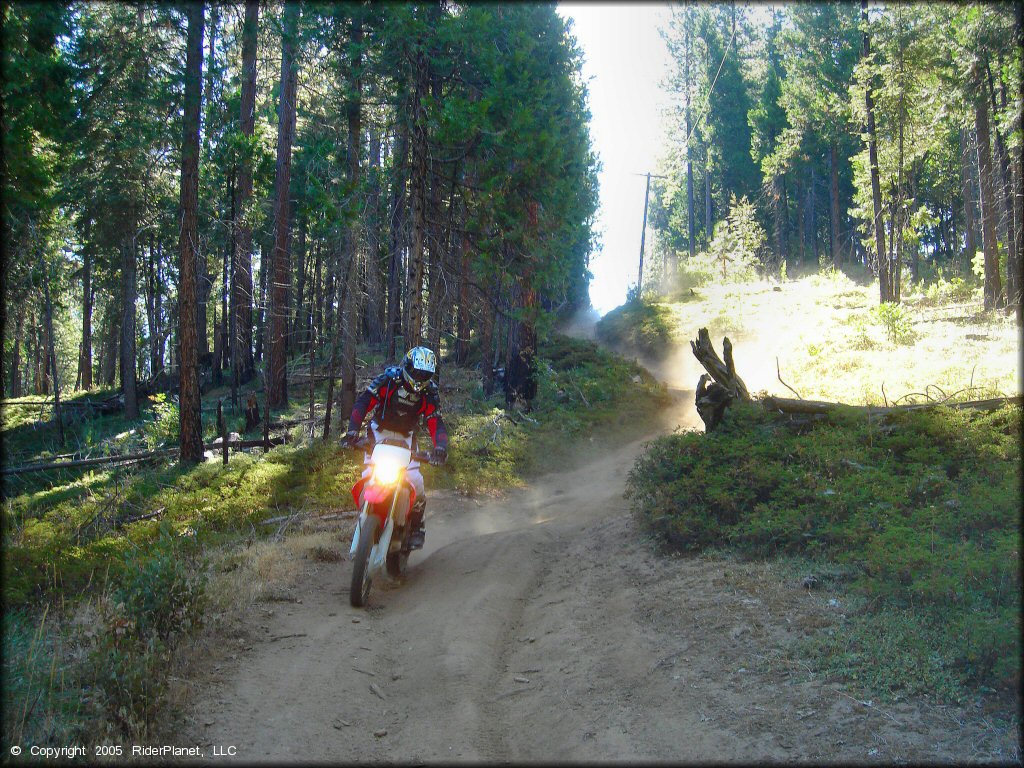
[683,11,739,150]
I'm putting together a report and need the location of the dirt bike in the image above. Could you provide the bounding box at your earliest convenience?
[346,436,434,607]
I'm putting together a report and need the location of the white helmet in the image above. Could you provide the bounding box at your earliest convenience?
[401,346,437,392]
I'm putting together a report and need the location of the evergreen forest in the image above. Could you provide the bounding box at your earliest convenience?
[647,2,1021,317]
[2,1,598,460]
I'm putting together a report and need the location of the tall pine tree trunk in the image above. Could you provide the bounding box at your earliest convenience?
[829,141,842,269]
[387,107,409,360]
[145,234,158,380]
[42,257,64,445]
[960,128,978,269]
[10,305,24,397]
[988,68,1019,313]
[178,1,205,464]
[81,221,93,390]
[233,0,258,388]
[406,50,429,348]
[310,241,322,358]
[1012,2,1024,322]
[704,150,712,244]
[796,178,805,263]
[364,126,385,348]
[120,238,139,418]
[480,284,496,396]
[268,1,299,408]
[291,212,307,351]
[684,9,696,259]
[455,163,472,365]
[862,1,888,301]
[974,66,1004,310]
[339,10,363,425]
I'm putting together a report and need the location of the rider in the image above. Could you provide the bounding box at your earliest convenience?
[343,346,448,549]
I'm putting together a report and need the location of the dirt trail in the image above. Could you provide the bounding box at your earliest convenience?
[177,365,1017,763]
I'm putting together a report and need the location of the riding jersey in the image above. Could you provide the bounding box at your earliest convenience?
[348,366,448,451]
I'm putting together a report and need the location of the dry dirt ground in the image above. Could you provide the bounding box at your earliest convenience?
[168,377,1019,765]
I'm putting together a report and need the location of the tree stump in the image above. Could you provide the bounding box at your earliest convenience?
[690,328,750,430]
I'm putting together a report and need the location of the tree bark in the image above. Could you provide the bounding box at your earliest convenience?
[10,305,24,397]
[1013,2,1024,323]
[988,66,1019,314]
[504,278,538,411]
[178,1,205,464]
[685,9,696,259]
[959,127,978,269]
[42,262,64,445]
[310,241,322,359]
[862,1,888,301]
[80,219,93,390]
[829,140,841,269]
[120,238,139,418]
[387,106,409,360]
[364,126,385,347]
[233,0,258,388]
[704,148,712,243]
[796,178,805,263]
[973,66,1004,310]
[425,149,450,355]
[689,327,750,400]
[339,9,363,425]
[268,1,299,408]
[291,211,307,352]
[406,49,429,348]
[145,234,159,380]
[480,284,496,396]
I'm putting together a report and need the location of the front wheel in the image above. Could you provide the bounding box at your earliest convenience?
[350,515,380,607]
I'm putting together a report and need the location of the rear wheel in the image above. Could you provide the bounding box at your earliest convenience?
[350,515,380,607]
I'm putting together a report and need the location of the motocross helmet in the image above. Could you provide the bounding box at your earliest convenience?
[401,346,437,392]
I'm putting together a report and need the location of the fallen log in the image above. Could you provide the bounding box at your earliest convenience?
[762,394,1023,416]
[2,436,288,477]
[1,448,179,476]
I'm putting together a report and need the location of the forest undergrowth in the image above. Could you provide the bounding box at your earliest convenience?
[620,264,1021,709]
[1,334,667,749]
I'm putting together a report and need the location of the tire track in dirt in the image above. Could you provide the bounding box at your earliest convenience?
[175,386,1018,764]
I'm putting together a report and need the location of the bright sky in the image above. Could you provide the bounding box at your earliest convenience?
[557,3,675,315]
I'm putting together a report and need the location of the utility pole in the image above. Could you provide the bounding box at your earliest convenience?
[635,171,666,295]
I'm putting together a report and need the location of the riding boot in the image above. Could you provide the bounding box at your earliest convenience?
[408,497,426,549]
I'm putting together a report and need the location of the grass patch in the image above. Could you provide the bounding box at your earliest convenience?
[626,400,1022,702]
[2,525,206,747]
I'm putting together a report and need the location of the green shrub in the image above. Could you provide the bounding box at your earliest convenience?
[142,394,179,449]
[595,299,676,358]
[113,525,205,642]
[626,402,1022,700]
[872,302,917,345]
[85,524,206,738]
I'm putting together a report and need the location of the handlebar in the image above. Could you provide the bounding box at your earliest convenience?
[346,436,437,465]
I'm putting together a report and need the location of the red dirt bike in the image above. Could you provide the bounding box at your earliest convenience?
[346,437,433,607]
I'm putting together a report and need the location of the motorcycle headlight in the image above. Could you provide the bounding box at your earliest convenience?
[373,457,403,485]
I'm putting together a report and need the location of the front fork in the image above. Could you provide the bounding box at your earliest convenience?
[349,483,404,565]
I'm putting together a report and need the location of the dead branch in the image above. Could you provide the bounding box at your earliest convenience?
[775,357,803,400]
